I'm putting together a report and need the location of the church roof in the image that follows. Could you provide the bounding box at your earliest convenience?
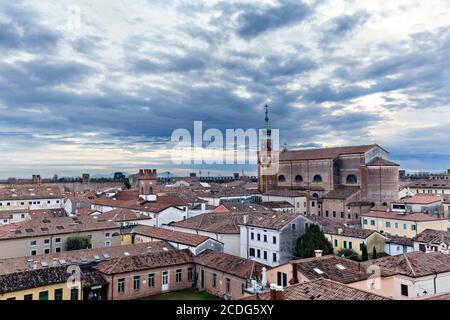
[279,145,386,161]
[366,157,399,166]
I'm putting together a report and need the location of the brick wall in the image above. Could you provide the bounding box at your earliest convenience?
[105,264,195,300]
[196,266,247,300]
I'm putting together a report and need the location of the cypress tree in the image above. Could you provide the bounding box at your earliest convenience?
[361,243,369,261]
[295,224,334,258]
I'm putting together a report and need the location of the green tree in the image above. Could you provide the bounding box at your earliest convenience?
[361,242,369,261]
[295,224,334,258]
[372,246,377,259]
[65,235,91,251]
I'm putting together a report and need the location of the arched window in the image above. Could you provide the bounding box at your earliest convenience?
[312,193,319,199]
[278,175,286,182]
[313,175,322,183]
[295,175,303,182]
[370,202,376,208]
[382,202,388,206]
[346,175,357,184]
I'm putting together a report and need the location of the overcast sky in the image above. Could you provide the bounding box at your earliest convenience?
[0,0,449,178]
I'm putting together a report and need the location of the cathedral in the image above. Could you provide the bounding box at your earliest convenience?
[258,105,400,223]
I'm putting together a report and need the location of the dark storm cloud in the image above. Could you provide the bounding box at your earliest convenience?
[0,1,449,176]
[234,0,313,39]
[0,2,60,53]
[323,11,370,39]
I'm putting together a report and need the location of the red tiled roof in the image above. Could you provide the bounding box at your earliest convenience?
[0,241,175,275]
[29,208,66,219]
[293,255,369,284]
[279,145,383,161]
[361,210,447,222]
[96,208,151,222]
[74,208,99,217]
[212,203,270,214]
[97,249,194,275]
[243,279,388,300]
[170,213,243,234]
[133,225,216,246]
[413,229,450,244]
[361,251,450,278]
[240,211,301,230]
[400,195,443,204]
[90,194,188,213]
[0,185,62,201]
[366,157,399,166]
[195,249,268,279]
[0,216,119,240]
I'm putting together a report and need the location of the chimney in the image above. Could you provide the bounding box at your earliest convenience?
[291,263,299,284]
[243,214,248,225]
[269,284,285,300]
[337,228,343,235]
[314,250,323,258]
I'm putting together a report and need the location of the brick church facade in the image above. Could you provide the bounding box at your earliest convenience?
[258,107,400,223]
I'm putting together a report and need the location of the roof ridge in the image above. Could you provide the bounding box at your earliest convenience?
[198,213,206,229]
[403,253,416,277]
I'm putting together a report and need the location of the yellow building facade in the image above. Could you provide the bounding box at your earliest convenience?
[361,212,448,238]
[325,231,385,256]
[0,283,81,300]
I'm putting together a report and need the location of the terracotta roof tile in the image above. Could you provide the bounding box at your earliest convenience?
[293,255,369,284]
[97,249,193,274]
[171,213,243,234]
[366,157,399,166]
[244,279,388,300]
[279,145,382,161]
[362,210,447,222]
[413,229,450,244]
[0,185,62,201]
[0,242,174,275]
[361,251,450,278]
[133,225,216,246]
[399,195,443,204]
[0,216,119,240]
[195,249,268,279]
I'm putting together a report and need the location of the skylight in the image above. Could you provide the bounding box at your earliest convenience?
[336,264,346,270]
[313,268,324,275]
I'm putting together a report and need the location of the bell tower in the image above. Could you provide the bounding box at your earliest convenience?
[258,104,277,193]
[138,169,157,201]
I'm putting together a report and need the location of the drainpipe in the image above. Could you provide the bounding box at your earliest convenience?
[434,273,438,295]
